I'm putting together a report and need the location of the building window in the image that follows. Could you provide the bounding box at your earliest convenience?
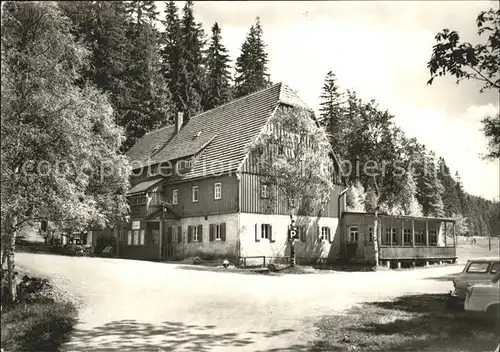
[321,227,331,241]
[209,223,226,242]
[127,230,132,245]
[214,182,221,200]
[261,224,272,239]
[130,195,147,206]
[298,225,307,242]
[214,224,221,240]
[368,227,374,242]
[384,228,397,245]
[193,226,199,242]
[415,229,426,245]
[261,184,269,198]
[192,186,199,202]
[131,229,144,245]
[172,189,178,205]
[404,228,412,244]
[429,230,437,246]
[348,226,359,242]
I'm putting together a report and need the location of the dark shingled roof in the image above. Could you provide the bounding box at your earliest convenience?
[127,177,164,195]
[126,83,310,181]
[126,125,175,168]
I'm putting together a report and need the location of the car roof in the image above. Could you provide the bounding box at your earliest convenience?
[467,257,500,262]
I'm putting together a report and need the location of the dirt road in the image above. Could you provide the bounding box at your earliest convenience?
[16,253,462,351]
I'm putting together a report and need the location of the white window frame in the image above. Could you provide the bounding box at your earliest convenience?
[261,184,269,199]
[261,224,271,239]
[321,227,330,241]
[348,225,359,242]
[192,186,199,203]
[368,227,374,242]
[214,224,222,240]
[172,189,178,205]
[193,225,199,242]
[214,182,221,200]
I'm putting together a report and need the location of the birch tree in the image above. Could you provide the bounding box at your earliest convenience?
[250,106,334,266]
[1,1,130,302]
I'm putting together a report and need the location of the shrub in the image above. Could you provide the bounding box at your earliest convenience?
[1,301,77,351]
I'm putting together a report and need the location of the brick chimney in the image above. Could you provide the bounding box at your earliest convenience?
[175,112,184,134]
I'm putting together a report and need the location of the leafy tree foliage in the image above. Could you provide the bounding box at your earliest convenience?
[250,106,334,265]
[428,8,500,160]
[1,1,130,300]
[318,68,499,263]
[204,22,232,110]
[234,17,270,98]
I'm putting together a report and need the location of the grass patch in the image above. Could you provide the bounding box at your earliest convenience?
[313,293,499,352]
[1,300,77,351]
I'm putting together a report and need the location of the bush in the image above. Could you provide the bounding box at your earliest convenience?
[1,301,77,351]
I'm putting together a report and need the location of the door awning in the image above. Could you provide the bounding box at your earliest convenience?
[127,178,164,196]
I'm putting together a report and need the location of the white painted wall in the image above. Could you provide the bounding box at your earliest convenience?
[239,213,340,263]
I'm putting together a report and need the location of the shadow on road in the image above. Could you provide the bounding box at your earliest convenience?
[313,293,499,352]
[62,320,305,351]
[423,272,459,282]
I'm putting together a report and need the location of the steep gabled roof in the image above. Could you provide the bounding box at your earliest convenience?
[126,125,175,167]
[126,83,312,181]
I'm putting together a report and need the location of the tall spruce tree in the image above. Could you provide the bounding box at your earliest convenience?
[234,17,270,98]
[437,157,461,216]
[122,1,173,150]
[178,0,205,119]
[60,1,171,151]
[204,22,232,110]
[161,1,184,118]
[59,1,132,119]
[414,151,445,217]
[319,71,345,155]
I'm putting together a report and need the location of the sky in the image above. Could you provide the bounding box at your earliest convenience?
[171,1,500,200]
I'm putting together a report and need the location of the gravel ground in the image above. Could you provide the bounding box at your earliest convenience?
[16,252,463,351]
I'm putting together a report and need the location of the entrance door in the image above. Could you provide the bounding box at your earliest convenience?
[162,223,179,260]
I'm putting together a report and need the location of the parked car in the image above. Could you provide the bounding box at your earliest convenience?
[449,257,500,305]
[464,271,500,319]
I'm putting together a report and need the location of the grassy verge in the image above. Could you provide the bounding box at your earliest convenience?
[1,271,78,352]
[312,293,499,352]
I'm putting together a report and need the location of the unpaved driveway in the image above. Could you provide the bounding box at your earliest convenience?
[16,253,462,351]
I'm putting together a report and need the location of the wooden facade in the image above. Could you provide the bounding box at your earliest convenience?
[342,212,457,265]
[162,175,239,218]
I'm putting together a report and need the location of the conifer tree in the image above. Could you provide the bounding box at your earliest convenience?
[437,157,461,216]
[414,151,445,217]
[319,71,345,155]
[161,1,184,117]
[122,1,173,150]
[234,17,270,98]
[59,1,131,115]
[204,22,232,110]
[178,0,205,119]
